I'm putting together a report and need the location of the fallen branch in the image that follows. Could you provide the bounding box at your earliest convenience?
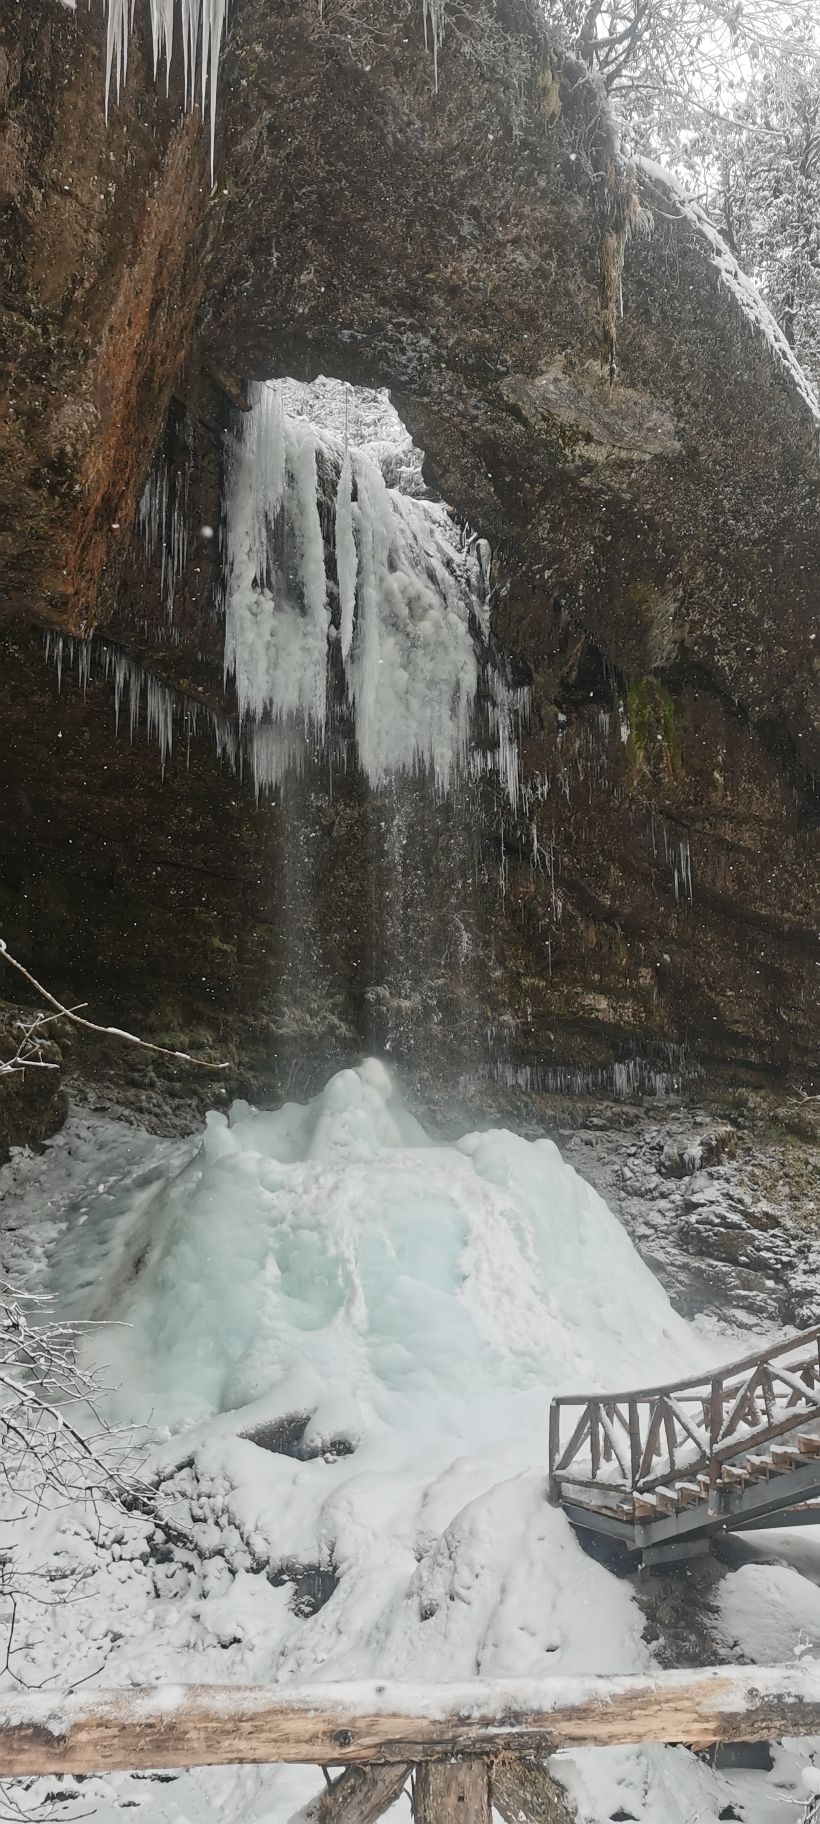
[0,941,227,1071]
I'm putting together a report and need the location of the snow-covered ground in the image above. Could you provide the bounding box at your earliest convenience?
[1,1061,819,1824]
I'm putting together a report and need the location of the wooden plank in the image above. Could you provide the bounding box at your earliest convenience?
[6,1669,820,1771]
[634,1493,658,1519]
[492,1753,575,1824]
[798,1434,820,1457]
[655,1486,681,1513]
[771,1445,802,1468]
[294,1764,412,1824]
[414,1757,490,1824]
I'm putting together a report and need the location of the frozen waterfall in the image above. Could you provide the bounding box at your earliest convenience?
[223,379,524,801]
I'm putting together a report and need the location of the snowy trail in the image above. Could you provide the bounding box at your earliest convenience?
[1,1064,819,1824]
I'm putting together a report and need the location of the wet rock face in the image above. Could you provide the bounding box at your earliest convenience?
[0,0,817,1101]
[0,4,207,631]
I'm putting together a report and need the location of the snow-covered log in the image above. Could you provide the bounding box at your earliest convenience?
[2,1666,820,1774]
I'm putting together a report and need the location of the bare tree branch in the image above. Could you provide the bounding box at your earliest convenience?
[0,941,227,1072]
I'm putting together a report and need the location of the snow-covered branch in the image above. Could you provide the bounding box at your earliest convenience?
[0,942,227,1072]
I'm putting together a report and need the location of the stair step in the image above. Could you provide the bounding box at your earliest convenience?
[655,1485,680,1513]
[674,1481,704,1505]
[720,1463,750,1486]
[797,1433,820,1457]
[745,1455,774,1478]
[634,1493,659,1520]
[771,1445,802,1468]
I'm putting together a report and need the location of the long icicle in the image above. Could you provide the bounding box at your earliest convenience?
[102,0,228,180]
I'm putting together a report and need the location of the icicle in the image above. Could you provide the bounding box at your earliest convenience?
[128,663,142,744]
[223,382,329,734]
[101,0,228,181]
[422,0,445,89]
[146,674,173,774]
[335,450,357,663]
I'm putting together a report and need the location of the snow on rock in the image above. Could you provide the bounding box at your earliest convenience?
[636,157,820,429]
[716,1561,820,1664]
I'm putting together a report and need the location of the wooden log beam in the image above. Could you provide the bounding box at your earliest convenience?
[414,1756,490,1824]
[492,1753,575,1824]
[292,1763,412,1824]
[2,1668,820,1774]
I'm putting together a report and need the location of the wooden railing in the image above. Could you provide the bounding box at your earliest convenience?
[2,1669,820,1822]
[548,1324,820,1502]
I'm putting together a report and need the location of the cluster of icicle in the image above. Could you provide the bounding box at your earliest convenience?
[102,0,227,174]
[42,632,284,795]
[100,0,449,178]
[136,453,190,618]
[486,1052,697,1101]
[223,381,528,803]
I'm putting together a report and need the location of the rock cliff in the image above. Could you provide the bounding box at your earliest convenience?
[0,0,817,1129]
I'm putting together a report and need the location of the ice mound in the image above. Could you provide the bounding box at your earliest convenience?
[74,1058,700,1439]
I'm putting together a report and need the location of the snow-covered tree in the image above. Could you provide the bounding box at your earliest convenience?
[544,0,820,376]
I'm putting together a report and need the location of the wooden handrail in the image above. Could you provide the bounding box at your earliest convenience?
[2,1667,820,1774]
[549,1323,820,1408]
[548,1327,820,1507]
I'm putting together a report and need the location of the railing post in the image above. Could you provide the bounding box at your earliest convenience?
[590,1402,601,1478]
[709,1375,722,1494]
[628,1400,641,1487]
[413,1758,490,1824]
[548,1402,560,1505]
